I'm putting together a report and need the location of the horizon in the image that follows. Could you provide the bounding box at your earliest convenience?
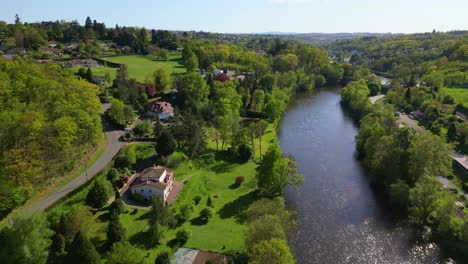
[2,0,468,34]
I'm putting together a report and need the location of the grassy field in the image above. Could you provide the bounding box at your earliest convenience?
[102,53,185,82]
[442,87,468,107]
[44,123,276,262]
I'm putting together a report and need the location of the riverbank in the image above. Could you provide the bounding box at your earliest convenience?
[280,87,444,263]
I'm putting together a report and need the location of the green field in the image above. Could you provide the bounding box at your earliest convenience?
[442,87,468,107]
[102,53,186,82]
[45,126,276,261]
[69,66,117,82]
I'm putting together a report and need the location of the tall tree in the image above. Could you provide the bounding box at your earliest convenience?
[155,128,176,157]
[107,215,125,245]
[86,181,108,210]
[249,239,295,264]
[47,233,66,264]
[154,252,170,264]
[65,231,100,264]
[107,241,144,264]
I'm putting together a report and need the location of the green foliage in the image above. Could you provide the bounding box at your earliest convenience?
[107,241,145,264]
[107,98,135,126]
[409,176,443,224]
[0,213,53,264]
[156,128,176,157]
[200,208,213,223]
[175,229,190,245]
[389,180,410,207]
[166,152,188,169]
[340,79,371,118]
[65,231,100,264]
[57,207,94,243]
[177,204,193,223]
[47,233,66,264]
[0,59,102,216]
[133,121,151,138]
[174,72,209,110]
[249,239,295,264]
[153,68,171,91]
[107,215,126,245]
[154,252,170,264]
[257,145,303,197]
[193,195,202,205]
[151,195,168,224]
[246,214,286,248]
[86,181,108,210]
[110,199,125,215]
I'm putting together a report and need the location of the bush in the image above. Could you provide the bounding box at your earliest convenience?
[177,204,193,223]
[128,193,148,204]
[207,196,213,207]
[86,181,108,210]
[193,195,202,205]
[167,152,187,169]
[176,230,190,245]
[107,168,119,182]
[235,176,245,186]
[109,199,125,215]
[237,143,252,161]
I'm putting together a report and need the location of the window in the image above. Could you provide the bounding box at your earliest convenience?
[141,189,144,192]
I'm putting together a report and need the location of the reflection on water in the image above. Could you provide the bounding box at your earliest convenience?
[279,88,451,263]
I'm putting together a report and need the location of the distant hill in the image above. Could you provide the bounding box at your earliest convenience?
[255,32,395,44]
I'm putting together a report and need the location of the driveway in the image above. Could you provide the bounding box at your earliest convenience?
[397,114,428,134]
[25,104,127,214]
[369,94,386,104]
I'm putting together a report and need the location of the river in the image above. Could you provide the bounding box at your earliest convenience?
[279,87,448,264]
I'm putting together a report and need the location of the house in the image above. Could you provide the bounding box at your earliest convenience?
[48,41,58,48]
[410,110,424,120]
[148,101,174,120]
[93,75,107,85]
[40,47,63,56]
[130,166,175,203]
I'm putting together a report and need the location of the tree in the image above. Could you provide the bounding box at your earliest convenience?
[109,199,125,215]
[149,222,162,245]
[153,68,171,91]
[154,252,170,264]
[389,179,410,207]
[207,196,213,207]
[85,16,93,29]
[249,239,295,264]
[107,215,125,245]
[174,72,209,110]
[238,142,252,161]
[86,181,108,210]
[246,215,286,248]
[250,89,265,112]
[193,195,202,205]
[65,231,100,264]
[107,241,144,264]
[86,67,93,83]
[47,233,66,264]
[177,204,193,223]
[235,176,245,186]
[156,128,176,157]
[409,176,442,224]
[57,207,94,243]
[0,214,52,264]
[151,195,168,224]
[133,121,151,138]
[408,133,452,184]
[176,229,190,245]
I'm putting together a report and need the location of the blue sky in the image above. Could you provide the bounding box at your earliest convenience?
[2,0,467,33]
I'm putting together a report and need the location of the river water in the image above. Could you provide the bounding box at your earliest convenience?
[279,87,448,264]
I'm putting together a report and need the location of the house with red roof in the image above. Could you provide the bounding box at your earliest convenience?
[130,166,175,203]
[148,101,174,120]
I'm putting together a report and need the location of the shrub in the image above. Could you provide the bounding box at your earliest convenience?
[167,152,187,169]
[177,204,193,223]
[235,176,245,186]
[193,195,202,205]
[109,199,125,215]
[237,143,252,161]
[176,230,190,245]
[107,168,119,182]
[86,181,108,210]
[207,196,213,207]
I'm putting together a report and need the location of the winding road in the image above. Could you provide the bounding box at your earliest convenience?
[25,104,127,214]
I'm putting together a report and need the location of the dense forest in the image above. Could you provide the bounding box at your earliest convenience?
[0,58,103,218]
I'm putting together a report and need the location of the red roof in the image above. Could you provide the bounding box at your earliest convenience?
[150,101,174,115]
[215,73,230,82]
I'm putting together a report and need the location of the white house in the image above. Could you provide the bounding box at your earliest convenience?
[148,101,174,120]
[130,166,174,203]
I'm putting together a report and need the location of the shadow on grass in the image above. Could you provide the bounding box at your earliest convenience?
[229,183,240,190]
[135,154,157,172]
[129,230,157,249]
[136,211,153,221]
[97,212,110,222]
[166,238,181,249]
[189,215,209,226]
[218,190,258,220]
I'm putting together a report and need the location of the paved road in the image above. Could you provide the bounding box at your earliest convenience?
[397,113,428,134]
[369,94,386,104]
[25,104,127,214]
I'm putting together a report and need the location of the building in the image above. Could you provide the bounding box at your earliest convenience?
[148,101,174,120]
[130,166,175,203]
[40,47,63,56]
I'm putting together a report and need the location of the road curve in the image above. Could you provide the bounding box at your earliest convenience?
[25,104,126,214]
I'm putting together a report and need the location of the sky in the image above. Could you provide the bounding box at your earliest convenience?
[2,0,468,34]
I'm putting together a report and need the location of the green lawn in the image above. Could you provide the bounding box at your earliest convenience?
[44,122,275,261]
[102,53,186,82]
[442,87,468,107]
